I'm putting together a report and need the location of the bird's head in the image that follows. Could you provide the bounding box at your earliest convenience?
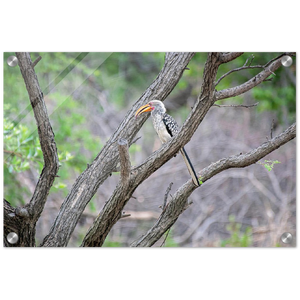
[135,100,166,118]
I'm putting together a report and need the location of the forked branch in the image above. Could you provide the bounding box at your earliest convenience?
[131,123,296,247]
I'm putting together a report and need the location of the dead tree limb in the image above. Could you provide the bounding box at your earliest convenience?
[4,52,59,247]
[41,52,195,247]
[131,123,296,247]
[215,52,296,101]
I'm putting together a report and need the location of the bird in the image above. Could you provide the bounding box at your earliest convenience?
[135,100,200,186]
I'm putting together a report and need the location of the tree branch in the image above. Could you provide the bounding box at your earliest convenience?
[215,64,264,87]
[4,53,59,247]
[213,102,259,108]
[215,52,295,101]
[32,55,42,67]
[118,138,131,187]
[41,52,195,247]
[80,53,222,247]
[16,52,59,222]
[162,182,173,210]
[219,52,244,64]
[131,123,296,247]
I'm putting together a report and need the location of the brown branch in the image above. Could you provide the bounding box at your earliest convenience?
[80,53,221,247]
[4,150,23,158]
[4,53,59,247]
[32,55,42,67]
[215,52,295,101]
[41,52,196,247]
[219,52,244,64]
[215,62,265,87]
[118,138,131,186]
[16,53,59,220]
[162,182,173,210]
[131,123,296,247]
[213,102,259,108]
[82,210,160,221]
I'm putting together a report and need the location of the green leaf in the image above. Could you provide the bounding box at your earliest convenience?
[53,183,67,189]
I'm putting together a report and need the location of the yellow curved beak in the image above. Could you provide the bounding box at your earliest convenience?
[135,104,152,118]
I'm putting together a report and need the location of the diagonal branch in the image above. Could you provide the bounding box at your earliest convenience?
[41,52,195,247]
[81,53,222,247]
[131,123,296,247]
[215,52,296,101]
[219,52,244,64]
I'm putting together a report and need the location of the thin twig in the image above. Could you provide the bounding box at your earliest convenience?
[270,119,275,139]
[162,182,173,210]
[244,54,255,67]
[215,65,264,87]
[4,150,23,157]
[215,52,294,87]
[213,102,259,108]
[120,212,131,219]
[131,136,141,145]
[160,227,171,247]
[32,56,42,67]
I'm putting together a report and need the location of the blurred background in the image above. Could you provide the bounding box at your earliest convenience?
[3,52,296,247]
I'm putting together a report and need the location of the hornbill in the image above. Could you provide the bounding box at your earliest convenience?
[135,100,200,186]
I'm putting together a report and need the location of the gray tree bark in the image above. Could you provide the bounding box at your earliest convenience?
[3,52,296,247]
[40,52,195,247]
[131,123,296,246]
[4,53,59,247]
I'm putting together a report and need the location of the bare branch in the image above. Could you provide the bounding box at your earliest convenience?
[162,182,173,210]
[81,53,221,247]
[130,136,141,145]
[215,52,295,101]
[4,53,60,246]
[213,102,259,108]
[32,55,42,67]
[118,138,131,186]
[131,123,296,247]
[215,65,264,87]
[219,52,244,64]
[16,53,59,222]
[41,52,196,247]
[120,212,131,219]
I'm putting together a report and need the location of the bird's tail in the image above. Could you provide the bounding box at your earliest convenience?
[180,147,200,187]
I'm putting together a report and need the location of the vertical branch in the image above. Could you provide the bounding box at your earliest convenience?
[118,138,131,188]
[81,138,132,247]
[16,52,59,223]
[4,53,59,247]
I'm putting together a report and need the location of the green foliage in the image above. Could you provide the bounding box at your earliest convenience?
[253,85,295,121]
[215,53,296,123]
[163,229,179,247]
[4,114,42,173]
[198,176,203,185]
[102,238,122,247]
[221,215,252,247]
[257,160,281,172]
[4,105,74,175]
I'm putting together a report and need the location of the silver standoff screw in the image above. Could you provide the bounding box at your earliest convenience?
[280,232,292,244]
[7,55,19,67]
[7,232,19,244]
[281,55,293,67]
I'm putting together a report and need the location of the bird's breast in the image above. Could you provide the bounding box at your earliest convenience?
[152,119,171,144]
